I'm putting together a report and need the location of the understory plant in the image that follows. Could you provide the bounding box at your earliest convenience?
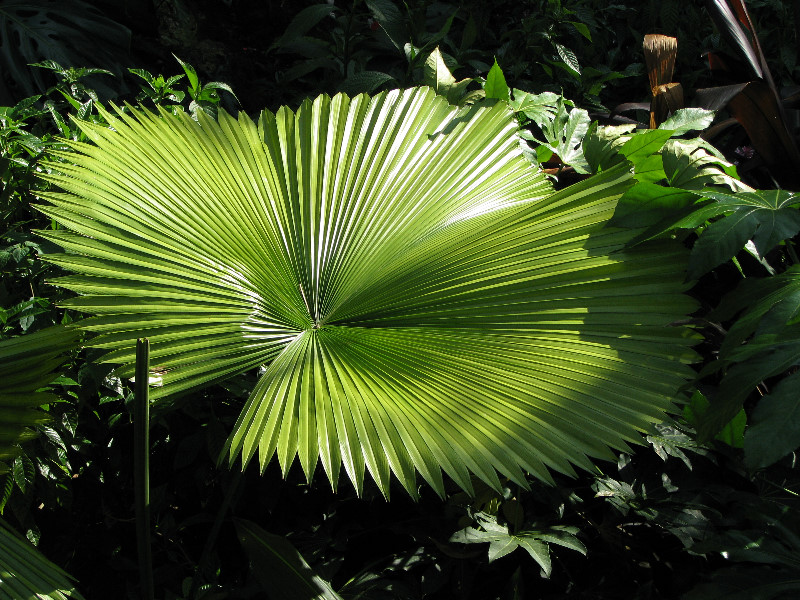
[1,1,799,596]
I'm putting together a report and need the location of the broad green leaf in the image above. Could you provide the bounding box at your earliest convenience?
[423,47,455,92]
[582,122,634,173]
[510,90,563,129]
[365,0,407,50]
[687,189,800,279]
[0,0,129,103]
[697,327,800,440]
[658,108,715,136]
[337,71,395,96]
[423,48,471,104]
[568,21,591,41]
[618,129,673,166]
[0,517,84,599]
[540,100,591,173]
[609,183,698,230]
[683,390,745,448]
[234,518,343,600]
[37,88,699,498]
[662,138,747,192]
[744,371,800,470]
[714,266,800,355]
[484,59,509,101]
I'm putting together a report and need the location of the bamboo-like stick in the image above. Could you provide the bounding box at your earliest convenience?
[134,338,154,600]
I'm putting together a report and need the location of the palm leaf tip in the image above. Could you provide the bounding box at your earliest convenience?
[35,86,699,498]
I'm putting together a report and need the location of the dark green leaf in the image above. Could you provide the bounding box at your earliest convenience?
[684,391,745,448]
[271,4,336,50]
[744,371,800,469]
[683,565,800,600]
[338,71,396,96]
[365,0,407,50]
[687,190,800,278]
[698,333,800,440]
[234,518,343,600]
[0,0,129,103]
[609,183,698,229]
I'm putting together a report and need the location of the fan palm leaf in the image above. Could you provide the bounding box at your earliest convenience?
[36,87,698,498]
[0,326,81,472]
[0,326,84,599]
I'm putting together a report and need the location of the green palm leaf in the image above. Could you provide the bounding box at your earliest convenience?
[0,326,81,473]
[36,87,698,498]
[0,326,84,599]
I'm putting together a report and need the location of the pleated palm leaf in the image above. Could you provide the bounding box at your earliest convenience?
[36,87,698,498]
[0,326,84,599]
[0,326,81,473]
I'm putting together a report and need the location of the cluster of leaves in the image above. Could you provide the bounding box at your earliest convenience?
[2,1,800,599]
[265,0,645,108]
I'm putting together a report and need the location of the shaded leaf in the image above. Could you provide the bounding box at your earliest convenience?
[744,371,800,469]
[234,518,343,600]
[687,189,800,278]
[0,517,84,599]
[365,0,407,50]
[271,4,336,50]
[0,0,129,103]
[337,71,395,95]
[683,390,745,449]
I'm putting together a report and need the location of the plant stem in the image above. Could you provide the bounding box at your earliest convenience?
[134,338,154,600]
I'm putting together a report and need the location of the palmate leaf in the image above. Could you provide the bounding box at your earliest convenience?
[0,325,81,473]
[687,189,800,279]
[36,87,698,498]
[0,326,84,599]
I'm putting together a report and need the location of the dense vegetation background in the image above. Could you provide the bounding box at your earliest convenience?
[2,1,800,599]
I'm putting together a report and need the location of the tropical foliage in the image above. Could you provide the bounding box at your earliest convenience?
[36,87,697,499]
[1,0,800,598]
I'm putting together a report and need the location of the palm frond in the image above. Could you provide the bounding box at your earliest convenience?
[0,326,81,472]
[0,325,84,599]
[36,87,698,498]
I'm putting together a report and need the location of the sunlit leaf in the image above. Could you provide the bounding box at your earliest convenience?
[484,59,509,101]
[36,87,699,498]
